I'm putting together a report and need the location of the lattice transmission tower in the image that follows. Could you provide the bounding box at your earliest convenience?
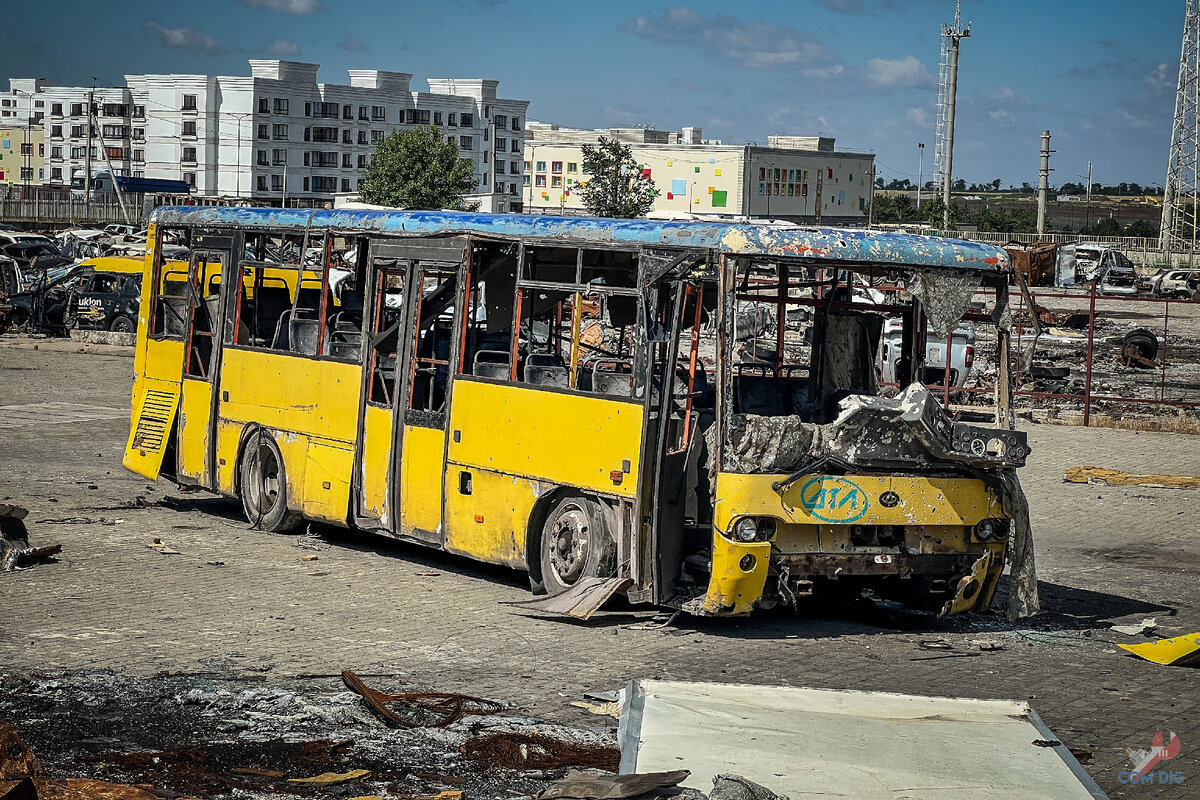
[1162,0,1200,255]
[933,0,969,228]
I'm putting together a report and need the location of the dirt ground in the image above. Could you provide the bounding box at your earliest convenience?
[2,335,1199,799]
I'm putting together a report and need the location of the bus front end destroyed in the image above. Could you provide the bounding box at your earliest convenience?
[696,381,1034,619]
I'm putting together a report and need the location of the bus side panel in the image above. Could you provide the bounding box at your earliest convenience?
[215,419,241,495]
[399,424,446,537]
[123,339,185,480]
[303,440,354,525]
[359,405,393,526]
[443,467,535,566]
[177,380,213,486]
[218,349,360,443]
[446,379,643,499]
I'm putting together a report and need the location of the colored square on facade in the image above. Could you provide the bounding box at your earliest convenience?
[667,192,674,199]
[802,183,808,196]
[667,160,673,167]
[758,183,765,195]
[695,166,700,172]
[672,179,687,194]
[712,190,727,208]
[642,168,652,178]
[707,185,714,194]
[708,157,715,164]
[714,168,722,176]
[828,168,834,178]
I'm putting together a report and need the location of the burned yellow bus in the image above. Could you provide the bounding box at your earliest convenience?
[124,208,1033,618]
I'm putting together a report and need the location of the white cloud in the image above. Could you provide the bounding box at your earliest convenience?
[619,7,839,72]
[145,22,224,55]
[265,39,299,55]
[906,107,929,126]
[336,32,369,53]
[863,55,933,88]
[243,0,320,13]
[1145,62,1173,93]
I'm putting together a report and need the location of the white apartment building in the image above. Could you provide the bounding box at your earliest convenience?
[524,123,875,224]
[7,61,529,211]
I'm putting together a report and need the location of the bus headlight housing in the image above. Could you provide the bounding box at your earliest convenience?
[974,518,1009,542]
[731,517,777,543]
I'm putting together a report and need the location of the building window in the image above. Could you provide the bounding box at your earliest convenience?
[274,98,288,115]
[272,149,287,165]
[358,130,368,144]
[566,162,578,174]
[342,129,351,144]
[460,113,472,127]
[458,135,472,149]
[510,160,519,174]
[405,109,431,124]
[132,149,144,162]
[105,146,126,161]
[272,174,283,191]
[259,98,270,113]
[182,120,197,137]
[51,103,63,117]
[51,167,62,181]
[257,150,268,166]
[371,105,386,121]
[182,147,197,163]
[70,103,84,117]
[535,174,546,187]
[51,146,62,159]
[357,178,364,189]
[51,125,62,139]
[495,162,506,175]
[312,176,337,192]
[551,175,562,188]
[535,160,546,172]
[313,102,339,119]
[71,146,87,158]
[184,172,196,187]
[132,127,144,141]
[496,137,507,152]
[19,143,32,156]
[343,104,353,120]
[524,174,531,187]
[342,153,351,168]
[483,126,488,142]
[358,105,368,120]
[357,154,367,168]
[551,161,562,174]
[341,177,350,192]
[371,130,384,143]
[303,176,310,191]
[448,112,457,126]
[102,103,128,117]
[433,111,443,126]
[481,173,487,186]
[272,123,288,140]
[258,124,269,139]
[257,175,268,191]
[511,140,520,153]
[133,105,145,119]
[71,124,86,138]
[304,102,312,117]
[311,126,337,142]
[182,94,197,111]
[20,167,33,181]
[512,117,521,131]
[494,114,507,128]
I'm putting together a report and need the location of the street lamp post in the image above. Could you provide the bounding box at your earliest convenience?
[916,142,925,209]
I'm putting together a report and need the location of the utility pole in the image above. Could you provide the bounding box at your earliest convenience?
[1036,130,1052,234]
[1085,161,1093,231]
[936,1,970,230]
[916,142,925,209]
[1161,0,1199,258]
[85,78,97,205]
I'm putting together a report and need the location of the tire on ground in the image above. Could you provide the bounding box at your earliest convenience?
[238,429,302,532]
[538,494,616,596]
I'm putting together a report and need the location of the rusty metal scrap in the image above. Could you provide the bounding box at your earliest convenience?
[341,670,504,728]
[1,505,63,573]
[461,732,620,772]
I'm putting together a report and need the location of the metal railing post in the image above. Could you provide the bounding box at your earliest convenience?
[1083,278,1097,426]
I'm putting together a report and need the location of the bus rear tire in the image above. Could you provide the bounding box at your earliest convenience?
[239,432,301,533]
[539,495,615,596]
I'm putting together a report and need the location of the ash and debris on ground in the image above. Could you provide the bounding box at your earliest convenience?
[0,670,617,799]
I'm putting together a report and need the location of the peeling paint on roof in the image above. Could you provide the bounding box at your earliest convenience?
[151,207,1010,272]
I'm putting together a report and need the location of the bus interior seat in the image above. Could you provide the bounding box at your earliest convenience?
[161,296,189,337]
[270,308,292,350]
[524,352,570,388]
[325,313,363,360]
[734,367,812,418]
[249,285,291,345]
[473,349,512,380]
[592,359,633,397]
[290,316,320,355]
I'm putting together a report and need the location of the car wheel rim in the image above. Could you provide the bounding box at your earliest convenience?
[548,504,590,586]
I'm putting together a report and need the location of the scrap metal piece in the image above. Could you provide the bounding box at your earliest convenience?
[538,768,690,800]
[505,576,632,620]
[1118,633,1200,667]
[285,769,370,786]
[341,671,503,728]
[1064,467,1200,490]
[906,269,981,337]
[940,551,991,617]
[463,732,620,772]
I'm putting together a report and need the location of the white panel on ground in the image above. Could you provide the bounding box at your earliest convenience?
[619,680,1106,800]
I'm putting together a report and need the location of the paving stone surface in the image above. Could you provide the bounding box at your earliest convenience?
[1,338,1198,797]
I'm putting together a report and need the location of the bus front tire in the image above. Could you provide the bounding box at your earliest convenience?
[239,432,301,533]
[539,495,615,596]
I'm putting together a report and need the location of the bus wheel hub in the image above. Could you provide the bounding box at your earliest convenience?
[550,507,590,584]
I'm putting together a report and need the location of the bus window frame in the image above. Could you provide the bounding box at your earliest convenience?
[147,225,191,341]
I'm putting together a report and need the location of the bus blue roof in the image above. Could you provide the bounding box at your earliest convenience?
[151,206,1009,272]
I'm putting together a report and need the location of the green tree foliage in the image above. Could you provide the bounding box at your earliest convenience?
[577,137,656,218]
[1125,219,1159,238]
[359,126,477,210]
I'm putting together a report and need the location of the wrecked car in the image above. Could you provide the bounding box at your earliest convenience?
[124,208,1034,620]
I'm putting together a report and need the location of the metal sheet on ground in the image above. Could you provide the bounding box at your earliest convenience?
[504,577,632,620]
[618,680,1106,800]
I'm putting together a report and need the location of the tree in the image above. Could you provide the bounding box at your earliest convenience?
[577,137,656,218]
[359,126,477,210]
[875,177,885,188]
[952,178,967,192]
[1126,219,1158,238]
[991,178,1002,192]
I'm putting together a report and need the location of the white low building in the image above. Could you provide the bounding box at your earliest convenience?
[7,61,529,211]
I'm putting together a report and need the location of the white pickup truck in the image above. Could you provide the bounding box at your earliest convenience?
[877,319,975,389]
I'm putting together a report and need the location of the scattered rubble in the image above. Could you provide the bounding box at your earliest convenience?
[0,504,62,572]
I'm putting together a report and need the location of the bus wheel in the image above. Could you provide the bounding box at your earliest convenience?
[239,433,301,532]
[539,495,615,596]
[109,315,135,333]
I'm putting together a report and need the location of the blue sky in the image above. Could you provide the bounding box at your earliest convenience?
[7,0,1181,188]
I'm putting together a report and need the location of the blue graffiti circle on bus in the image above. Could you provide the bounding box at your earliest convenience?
[798,476,869,523]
